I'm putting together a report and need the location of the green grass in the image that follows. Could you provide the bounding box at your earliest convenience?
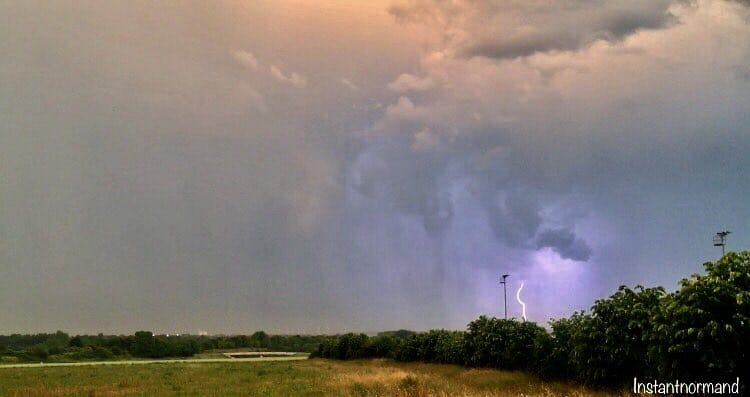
[0,359,634,396]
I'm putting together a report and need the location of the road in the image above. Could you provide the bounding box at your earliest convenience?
[0,356,307,369]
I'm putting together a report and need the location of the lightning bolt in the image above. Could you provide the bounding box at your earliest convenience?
[516,282,527,321]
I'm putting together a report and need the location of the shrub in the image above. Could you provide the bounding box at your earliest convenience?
[463,316,547,370]
[434,330,465,365]
[570,285,664,387]
[71,346,114,360]
[537,313,585,379]
[24,345,49,361]
[370,336,397,358]
[649,252,750,385]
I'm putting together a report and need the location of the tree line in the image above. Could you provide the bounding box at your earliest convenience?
[311,251,750,390]
[0,330,332,362]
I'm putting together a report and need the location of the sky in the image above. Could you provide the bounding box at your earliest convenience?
[1,0,749,335]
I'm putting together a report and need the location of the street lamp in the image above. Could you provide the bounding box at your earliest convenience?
[500,274,510,319]
[713,231,731,256]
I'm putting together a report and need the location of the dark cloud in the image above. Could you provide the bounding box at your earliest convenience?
[352,137,453,237]
[536,228,592,262]
[465,9,673,59]
[480,188,543,247]
[2,0,750,333]
[391,0,675,60]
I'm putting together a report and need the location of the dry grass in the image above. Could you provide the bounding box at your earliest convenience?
[329,366,413,385]
[316,360,630,397]
[11,386,140,397]
[0,358,635,396]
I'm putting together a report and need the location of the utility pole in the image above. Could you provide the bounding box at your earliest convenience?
[713,231,731,256]
[500,274,509,319]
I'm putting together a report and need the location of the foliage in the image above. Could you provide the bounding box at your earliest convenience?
[538,313,585,379]
[309,333,376,360]
[69,346,115,360]
[0,331,69,352]
[649,251,750,385]
[336,333,372,359]
[569,285,664,387]
[393,330,465,364]
[433,330,465,365]
[370,335,397,358]
[463,317,548,370]
[377,329,417,339]
[1,330,334,362]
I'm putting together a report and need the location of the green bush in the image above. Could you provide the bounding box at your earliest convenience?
[537,313,585,379]
[70,346,115,360]
[570,285,664,387]
[370,336,397,358]
[649,252,750,385]
[434,330,465,365]
[463,316,548,371]
[22,345,49,361]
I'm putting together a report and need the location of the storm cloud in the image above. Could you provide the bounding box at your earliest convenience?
[1,0,750,334]
[389,0,676,59]
[536,228,592,262]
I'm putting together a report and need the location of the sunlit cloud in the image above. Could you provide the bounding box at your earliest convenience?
[270,64,308,88]
[388,73,435,92]
[341,78,358,91]
[233,50,259,70]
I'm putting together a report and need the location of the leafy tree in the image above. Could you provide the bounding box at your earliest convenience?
[433,330,465,365]
[571,285,664,387]
[131,331,155,357]
[336,333,371,359]
[377,330,416,339]
[310,338,338,359]
[71,346,114,360]
[46,331,70,350]
[414,331,441,362]
[370,336,396,358]
[393,334,421,362]
[393,330,466,364]
[250,331,270,348]
[538,313,586,379]
[650,252,750,385]
[26,345,49,361]
[68,335,84,348]
[463,316,548,370]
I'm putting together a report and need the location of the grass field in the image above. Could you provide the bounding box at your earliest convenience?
[0,358,632,396]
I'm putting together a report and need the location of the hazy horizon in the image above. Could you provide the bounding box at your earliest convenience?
[2,0,750,335]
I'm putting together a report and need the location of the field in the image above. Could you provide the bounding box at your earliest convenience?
[0,359,632,396]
